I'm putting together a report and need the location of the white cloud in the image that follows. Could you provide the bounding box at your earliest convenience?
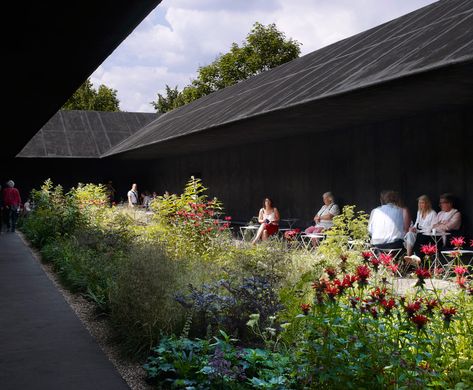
[91,0,437,112]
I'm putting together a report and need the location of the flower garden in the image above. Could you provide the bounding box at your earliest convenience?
[20,178,473,389]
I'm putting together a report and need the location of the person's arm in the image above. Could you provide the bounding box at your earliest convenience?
[273,208,280,224]
[128,193,133,207]
[402,208,411,233]
[368,210,375,235]
[258,209,265,223]
[446,211,461,231]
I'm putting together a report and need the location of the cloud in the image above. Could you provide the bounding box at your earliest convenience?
[91,0,437,112]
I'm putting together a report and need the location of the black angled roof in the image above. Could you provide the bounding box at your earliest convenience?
[104,0,473,159]
[17,110,159,158]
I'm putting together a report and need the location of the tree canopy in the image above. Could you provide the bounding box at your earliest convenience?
[63,78,120,111]
[151,22,301,113]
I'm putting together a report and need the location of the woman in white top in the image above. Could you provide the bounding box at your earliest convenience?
[252,197,280,243]
[404,195,437,256]
[305,192,340,234]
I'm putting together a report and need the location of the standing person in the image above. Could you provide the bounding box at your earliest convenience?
[3,180,22,233]
[368,190,406,249]
[252,197,280,244]
[127,183,139,207]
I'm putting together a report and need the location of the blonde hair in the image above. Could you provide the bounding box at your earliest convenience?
[417,194,432,214]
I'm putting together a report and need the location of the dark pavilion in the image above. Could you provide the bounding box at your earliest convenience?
[6,0,473,234]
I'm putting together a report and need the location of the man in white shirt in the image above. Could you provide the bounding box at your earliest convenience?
[368,190,406,249]
[127,183,139,207]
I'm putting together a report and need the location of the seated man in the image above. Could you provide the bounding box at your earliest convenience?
[368,190,407,249]
[432,193,461,234]
[432,193,462,248]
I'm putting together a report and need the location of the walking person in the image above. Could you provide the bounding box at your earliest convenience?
[2,180,22,233]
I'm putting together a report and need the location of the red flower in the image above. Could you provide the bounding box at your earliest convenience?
[300,303,311,315]
[425,299,438,314]
[224,216,232,221]
[325,267,337,280]
[411,314,429,330]
[387,264,399,274]
[223,222,230,229]
[342,274,358,289]
[420,243,437,256]
[380,298,396,314]
[450,236,465,248]
[415,268,431,288]
[379,253,393,266]
[454,266,467,276]
[325,284,340,300]
[470,239,473,248]
[356,265,371,286]
[441,307,457,322]
[405,300,422,317]
[369,287,387,302]
[361,251,372,262]
[370,257,381,271]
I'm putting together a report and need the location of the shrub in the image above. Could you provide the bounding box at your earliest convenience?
[108,244,204,357]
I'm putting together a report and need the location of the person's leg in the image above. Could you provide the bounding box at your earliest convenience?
[11,208,18,232]
[405,232,416,256]
[251,224,265,244]
[305,226,316,234]
[5,207,11,231]
[262,229,269,241]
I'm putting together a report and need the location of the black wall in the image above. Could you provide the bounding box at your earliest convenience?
[147,107,473,236]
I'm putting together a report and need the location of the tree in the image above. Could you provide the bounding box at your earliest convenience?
[151,22,301,113]
[63,78,120,111]
[150,85,184,114]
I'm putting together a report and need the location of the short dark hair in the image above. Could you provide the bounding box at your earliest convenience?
[380,190,397,205]
[263,197,274,208]
[439,193,455,206]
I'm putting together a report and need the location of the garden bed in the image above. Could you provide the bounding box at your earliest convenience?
[20,178,473,389]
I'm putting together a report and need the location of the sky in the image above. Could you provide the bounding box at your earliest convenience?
[90,0,438,113]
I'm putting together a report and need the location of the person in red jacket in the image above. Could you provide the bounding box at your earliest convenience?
[3,180,22,233]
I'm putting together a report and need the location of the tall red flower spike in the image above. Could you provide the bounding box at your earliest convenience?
[411,314,429,330]
[450,236,465,248]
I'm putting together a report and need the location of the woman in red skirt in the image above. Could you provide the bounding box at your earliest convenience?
[252,197,280,244]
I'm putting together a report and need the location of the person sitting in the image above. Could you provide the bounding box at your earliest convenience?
[252,197,280,244]
[305,192,340,235]
[404,195,437,257]
[432,193,461,234]
[368,190,407,250]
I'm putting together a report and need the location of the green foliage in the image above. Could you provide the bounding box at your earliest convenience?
[143,332,296,389]
[63,78,120,111]
[151,22,301,113]
[149,177,232,261]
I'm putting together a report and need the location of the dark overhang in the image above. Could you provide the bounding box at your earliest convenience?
[104,0,473,160]
[17,110,159,158]
[6,0,161,158]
